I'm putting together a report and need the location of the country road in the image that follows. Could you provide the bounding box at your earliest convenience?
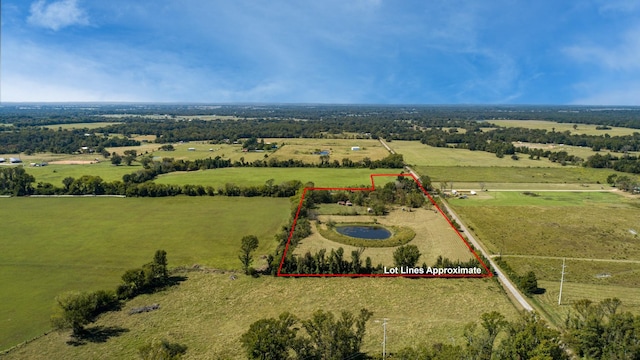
[379,138,534,312]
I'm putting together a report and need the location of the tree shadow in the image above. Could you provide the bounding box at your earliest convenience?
[66,326,129,346]
[532,287,546,295]
[166,275,187,287]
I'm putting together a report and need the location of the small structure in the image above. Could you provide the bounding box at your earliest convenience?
[337,201,346,206]
[351,146,360,151]
[367,207,373,213]
[9,157,22,164]
[345,201,353,206]
[188,147,196,151]
[470,190,477,195]
[0,158,5,163]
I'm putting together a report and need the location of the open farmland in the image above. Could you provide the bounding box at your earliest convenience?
[25,162,140,186]
[392,140,565,168]
[42,122,123,130]
[0,197,290,350]
[486,119,640,136]
[447,190,640,324]
[3,272,518,359]
[155,167,398,188]
[267,138,389,163]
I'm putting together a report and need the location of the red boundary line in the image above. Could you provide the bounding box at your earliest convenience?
[277,173,494,278]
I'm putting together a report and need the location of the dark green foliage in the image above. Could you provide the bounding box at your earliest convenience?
[241,308,372,360]
[240,312,299,360]
[0,167,35,196]
[116,250,170,299]
[564,298,640,359]
[51,290,121,337]
[138,339,187,360]
[239,235,259,275]
[519,271,539,295]
[496,312,567,359]
[393,245,421,268]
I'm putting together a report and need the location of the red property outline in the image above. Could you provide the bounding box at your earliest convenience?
[277,173,494,278]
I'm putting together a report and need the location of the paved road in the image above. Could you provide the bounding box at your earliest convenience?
[379,139,534,311]
[438,200,534,311]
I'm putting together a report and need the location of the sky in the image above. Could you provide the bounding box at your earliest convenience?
[2,0,640,105]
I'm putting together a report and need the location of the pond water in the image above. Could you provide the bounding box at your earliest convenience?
[336,225,391,240]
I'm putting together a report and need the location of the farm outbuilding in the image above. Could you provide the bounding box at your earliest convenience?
[0,158,5,163]
[9,157,22,163]
[351,146,360,151]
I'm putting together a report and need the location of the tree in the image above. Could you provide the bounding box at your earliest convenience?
[520,271,539,295]
[239,235,259,275]
[51,291,98,336]
[240,312,299,360]
[111,153,122,165]
[301,308,373,360]
[393,245,421,268]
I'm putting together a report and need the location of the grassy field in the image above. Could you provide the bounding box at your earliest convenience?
[391,141,563,168]
[42,122,122,130]
[156,167,399,188]
[25,162,139,185]
[416,165,625,184]
[486,120,640,137]
[514,142,640,159]
[267,138,389,163]
[295,207,474,267]
[0,197,290,350]
[449,192,640,260]
[142,142,268,163]
[3,272,518,359]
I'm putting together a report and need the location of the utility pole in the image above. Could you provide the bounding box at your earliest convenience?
[382,318,388,359]
[558,258,566,305]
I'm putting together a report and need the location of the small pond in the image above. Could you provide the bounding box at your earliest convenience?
[335,225,391,240]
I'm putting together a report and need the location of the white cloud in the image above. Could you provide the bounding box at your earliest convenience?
[28,0,89,31]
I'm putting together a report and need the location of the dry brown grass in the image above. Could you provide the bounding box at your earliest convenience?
[3,271,518,359]
[295,207,474,267]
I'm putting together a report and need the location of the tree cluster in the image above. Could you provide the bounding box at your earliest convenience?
[240,308,373,360]
[52,250,170,338]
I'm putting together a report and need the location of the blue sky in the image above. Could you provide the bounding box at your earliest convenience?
[2,0,640,104]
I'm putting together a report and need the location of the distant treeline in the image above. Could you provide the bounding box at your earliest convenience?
[0,127,138,154]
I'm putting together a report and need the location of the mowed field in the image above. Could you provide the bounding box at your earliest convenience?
[0,197,291,350]
[486,120,640,137]
[448,190,640,324]
[4,272,518,359]
[156,167,399,188]
[266,138,389,163]
[294,207,474,268]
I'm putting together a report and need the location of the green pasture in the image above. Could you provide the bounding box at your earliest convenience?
[448,190,623,207]
[3,273,517,359]
[145,142,269,163]
[267,138,390,163]
[450,182,609,191]
[155,167,399,188]
[532,280,640,326]
[391,141,564,168]
[515,142,639,159]
[486,120,640,137]
[26,162,138,185]
[449,192,640,260]
[417,165,624,183]
[0,196,290,350]
[42,122,122,130]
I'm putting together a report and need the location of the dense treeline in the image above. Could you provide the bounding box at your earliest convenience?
[3,104,639,128]
[0,127,138,154]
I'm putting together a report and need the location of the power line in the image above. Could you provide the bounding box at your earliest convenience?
[558,258,566,305]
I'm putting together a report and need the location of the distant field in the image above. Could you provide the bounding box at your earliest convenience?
[0,197,290,350]
[26,162,138,185]
[416,165,624,183]
[451,182,609,191]
[514,142,640,159]
[391,141,562,168]
[42,122,122,130]
[156,167,399,188]
[449,192,640,259]
[295,207,473,267]
[267,138,389,163]
[3,273,518,359]
[486,120,639,137]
